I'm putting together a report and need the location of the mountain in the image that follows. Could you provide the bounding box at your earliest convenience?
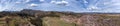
[0,9,120,26]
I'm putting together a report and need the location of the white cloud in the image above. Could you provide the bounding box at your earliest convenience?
[56,1,69,6]
[50,0,56,4]
[83,0,88,3]
[0,5,2,11]
[50,0,69,6]
[15,2,21,4]
[15,0,30,4]
[39,0,45,2]
[87,6,100,10]
[30,3,38,7]
[112,3,120,6]
[26,0,30,2]
[0,5,5,11]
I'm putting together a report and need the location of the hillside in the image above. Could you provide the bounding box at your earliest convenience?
[0,9,120,26]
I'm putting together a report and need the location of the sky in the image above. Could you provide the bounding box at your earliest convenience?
[0,0,120,13]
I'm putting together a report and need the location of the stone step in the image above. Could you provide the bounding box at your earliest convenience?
[0,20,5,21]
[0,21,6,26]
[0,21,6,24]
[0,24,6,26]
[0,18,6,20]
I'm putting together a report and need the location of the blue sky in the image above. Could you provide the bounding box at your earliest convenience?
[0,0,120,13]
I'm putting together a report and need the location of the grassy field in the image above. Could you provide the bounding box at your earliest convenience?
[42,17,76,26]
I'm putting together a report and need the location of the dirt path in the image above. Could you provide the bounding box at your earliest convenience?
[81,15,96,26]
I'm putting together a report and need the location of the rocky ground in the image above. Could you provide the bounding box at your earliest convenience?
[0,9,120,26]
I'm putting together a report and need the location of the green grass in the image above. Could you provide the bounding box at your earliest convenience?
[42,17,76,26]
